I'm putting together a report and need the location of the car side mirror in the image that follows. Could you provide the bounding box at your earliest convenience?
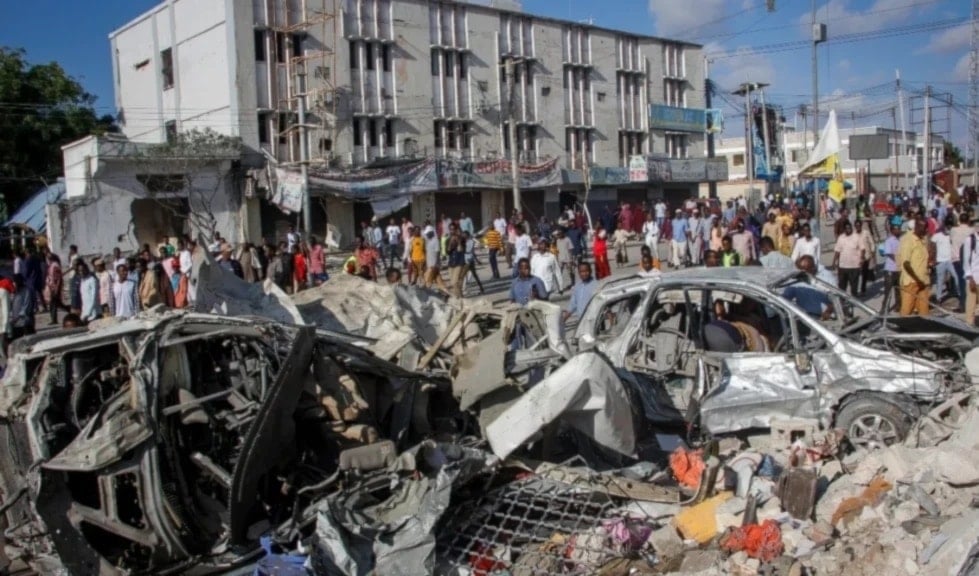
[794,352,812,374]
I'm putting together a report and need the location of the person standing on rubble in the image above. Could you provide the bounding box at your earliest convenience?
[509,258,548,306]
[562,263,597,323]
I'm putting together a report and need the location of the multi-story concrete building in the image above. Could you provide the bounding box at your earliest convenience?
[94,0,721,244]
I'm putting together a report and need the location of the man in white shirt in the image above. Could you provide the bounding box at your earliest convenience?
[459,212,474,236]
[286,226,299,253]
[178,240,193,276]
[77,262,100,323]
[832,221,865,297]
[642,213,660,254]
[687,209,704,265]
[932,224,956,305]
[654,200,667,229]
[111,264,139,319]
[513,229,532,277]
[385,218,401,268]
[949,213,971,312]
[790,224,821,264]
[531,240,563,295]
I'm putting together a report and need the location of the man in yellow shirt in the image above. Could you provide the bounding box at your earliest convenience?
[408,227,426,285]
[483,227,504,279]
[897,218,930,316]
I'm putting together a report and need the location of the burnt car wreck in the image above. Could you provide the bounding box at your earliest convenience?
[0,312,467,574]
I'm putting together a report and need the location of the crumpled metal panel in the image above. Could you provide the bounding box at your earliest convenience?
[192,247,304,325]
[484,351,636,459]
[699,354,820,435]
[43,391,152,472]
[310,442,495,576]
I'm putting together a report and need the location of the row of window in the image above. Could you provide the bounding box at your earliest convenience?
[432,49,467,77]
[350,40,392,72]
[254,30,303,64]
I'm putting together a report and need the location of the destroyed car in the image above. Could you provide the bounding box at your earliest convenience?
[0,312,464,575]
[511,267,977,448]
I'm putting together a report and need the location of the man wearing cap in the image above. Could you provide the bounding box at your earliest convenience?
[670,209,689,268]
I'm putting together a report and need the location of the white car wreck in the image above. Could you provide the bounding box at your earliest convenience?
[500,267,978,450]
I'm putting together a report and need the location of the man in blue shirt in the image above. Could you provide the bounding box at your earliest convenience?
[562,263,597,322]
[782,285,834,320]
[670,209,689,268]
[509,258,548,306]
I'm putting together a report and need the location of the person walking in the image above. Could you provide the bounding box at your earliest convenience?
[898,218,931,317]
[833,221,864,297]
[44,253,64,326]
[688,209,704,266]
[462,231,484,295]
[669,209,689,268]
[531,239,563,296]
[424,228,448,292]
[855,219,876,296]
[446,224,467,298]
[483,224,504,280]
[593,228,611,280]
[642,213,660,258]
[408,227,426,285]
[513,227,532,278]
[932,220,957,306]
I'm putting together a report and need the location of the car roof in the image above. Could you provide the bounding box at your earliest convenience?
[655,266,803,289]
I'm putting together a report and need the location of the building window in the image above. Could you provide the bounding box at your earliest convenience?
[254,30,266,61]
[319,138,333,153]
[164,120,177,144]
[431,49,440,76]
[353,118,363,146]
[276,33,286,63]
[541,86,550,96]
[597,91,606,102]
[666,134,687,159]
[384,119,394,146]
[160,48,174,89]
[368,119,378,147]
[458,53,466,77]
[350,41,359,69]
[434,120,444,148]
[444,51,454,77]
[382,44,391,72]
[257,114,269,144]
[366,42,375,71]
[277,113,289,144]
[732,153,745,167]
[291,34,303,59]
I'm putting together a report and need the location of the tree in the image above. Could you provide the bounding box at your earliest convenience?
[0,47,117,210]
[943,141,964,168]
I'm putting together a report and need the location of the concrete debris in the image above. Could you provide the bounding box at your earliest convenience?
[3,269,979,575]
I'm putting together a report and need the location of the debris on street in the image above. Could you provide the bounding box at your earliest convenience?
[2,264,979,575]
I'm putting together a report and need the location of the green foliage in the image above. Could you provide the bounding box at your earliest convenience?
[139,128,243,160]
[0,47,118,207]
[943,141,964,168]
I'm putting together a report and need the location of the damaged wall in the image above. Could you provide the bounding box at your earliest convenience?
[49,157,242,256]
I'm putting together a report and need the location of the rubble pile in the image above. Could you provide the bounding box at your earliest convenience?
[2,262,979,574]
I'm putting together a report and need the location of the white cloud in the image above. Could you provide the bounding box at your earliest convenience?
[822,88,866,113]
[707,44,776,88]
[920,23,971,54]
[838,58,851,71]
[953,53,971,82]
[798,0,922,37]
[648,0,730,38]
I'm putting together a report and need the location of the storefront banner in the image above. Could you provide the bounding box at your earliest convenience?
[272,167,305,213]
[670,158,707,182]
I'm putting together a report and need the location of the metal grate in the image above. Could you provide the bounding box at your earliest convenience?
[435,463,655,575]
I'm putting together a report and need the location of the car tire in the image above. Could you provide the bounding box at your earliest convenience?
[836,396,912,450]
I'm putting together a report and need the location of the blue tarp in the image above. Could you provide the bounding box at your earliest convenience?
[3,179,65,233]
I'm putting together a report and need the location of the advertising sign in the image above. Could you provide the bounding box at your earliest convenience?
[649,104,707,133]
[628,155,648,182]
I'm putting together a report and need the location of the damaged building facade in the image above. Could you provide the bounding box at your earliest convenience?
[87,0,723,247]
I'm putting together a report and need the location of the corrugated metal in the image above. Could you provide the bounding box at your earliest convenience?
[4,180,66,233]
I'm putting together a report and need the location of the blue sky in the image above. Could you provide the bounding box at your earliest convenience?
[0,0,973,147]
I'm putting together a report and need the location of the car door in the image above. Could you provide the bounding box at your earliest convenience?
[695,288,822,435]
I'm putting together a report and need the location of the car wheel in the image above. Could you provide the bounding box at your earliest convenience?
[836,397,912,450]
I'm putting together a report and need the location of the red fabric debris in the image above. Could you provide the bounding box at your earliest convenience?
[719,520,784,562]
[669,447,705,488]
[468,543,508,576]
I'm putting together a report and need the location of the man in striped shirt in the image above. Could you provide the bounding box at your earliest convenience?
[483,226,504,279]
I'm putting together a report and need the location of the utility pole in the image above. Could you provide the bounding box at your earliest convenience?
[924,85,932,201]
[897,70,910,190]
[705,56,717,199]
[971,0,979,185]
[296,67,312,237]
[506,57,522,213]
[811,0,826,149]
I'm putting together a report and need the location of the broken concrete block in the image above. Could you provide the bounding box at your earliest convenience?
[676,549,723,573]
[726,551,760,576]
[770,418,817,450]
[803,520,834,546]
[891,500,920,524]
[673,492,732,544]
[850,451,885,486]
[645,525,684,572]
[920,510,979,576]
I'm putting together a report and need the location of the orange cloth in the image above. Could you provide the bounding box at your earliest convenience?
[669,447,705,489]
[719,520,784,562]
